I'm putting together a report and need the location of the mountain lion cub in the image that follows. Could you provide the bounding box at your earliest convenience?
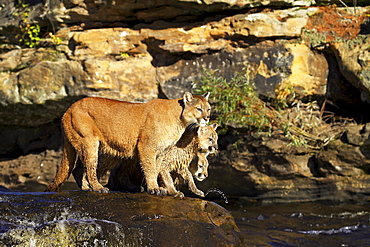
[157,123,218,197]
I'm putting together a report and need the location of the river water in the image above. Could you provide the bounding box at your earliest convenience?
[225,199,370,246]
[1,183,370,246]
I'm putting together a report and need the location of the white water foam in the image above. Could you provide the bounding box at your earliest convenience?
[204,188,228,203]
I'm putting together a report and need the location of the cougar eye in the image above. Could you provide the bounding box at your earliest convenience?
[209,138,213,142]
[196,107,203,112]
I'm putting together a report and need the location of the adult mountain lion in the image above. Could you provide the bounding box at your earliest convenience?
[46,92,211,194]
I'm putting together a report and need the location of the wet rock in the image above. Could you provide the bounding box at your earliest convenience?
[0,191,242,246]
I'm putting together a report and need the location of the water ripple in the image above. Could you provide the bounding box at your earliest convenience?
[298,224,368,235]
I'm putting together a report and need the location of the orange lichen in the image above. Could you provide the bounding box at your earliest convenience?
[305,6,368,42]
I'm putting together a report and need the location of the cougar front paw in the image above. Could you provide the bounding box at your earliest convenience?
[90,184,109,193]
[194,189,205,197]
[98,187,110,193]
[148,187,167,196]
[174,192,185,199]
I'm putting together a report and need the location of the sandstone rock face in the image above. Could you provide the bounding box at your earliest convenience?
[49,0,316,25]
[0,4,330,155]
[282,43,328,96]
[1,0,370,205]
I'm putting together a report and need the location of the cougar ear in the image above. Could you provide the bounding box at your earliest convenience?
[183,92,194,104]
[202,92,210,101]
[197,126,204,135]
[211,123,218,130]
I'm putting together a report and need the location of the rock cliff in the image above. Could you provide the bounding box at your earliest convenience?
[1,0,370,204]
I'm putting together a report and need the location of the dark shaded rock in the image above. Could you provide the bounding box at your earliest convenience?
[0,97,84,127]
[329,36,370,104]
[324,51,370,123]
[0,185,10,192]
[0,122,61,155]
[195,131,370,204]
[158,42,294,99]
[0,191,242,246]
[343,123,370,146]
[360,17,370,35]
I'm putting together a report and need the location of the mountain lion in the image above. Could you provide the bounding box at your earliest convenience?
[46,92,210,194]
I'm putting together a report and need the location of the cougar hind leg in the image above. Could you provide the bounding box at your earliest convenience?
[69,109,109,193]
[45,137,76,192]
[73,150,113,191]
[72,158,91,191]
[79,138,109,193]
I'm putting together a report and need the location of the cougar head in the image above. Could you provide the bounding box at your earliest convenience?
[189,152,209,181]
[182,92,211,128]
[197,123,218,155]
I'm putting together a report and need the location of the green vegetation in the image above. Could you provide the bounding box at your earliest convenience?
[13,1,62,48]
[194,69,272,135]
[20,24,42,48]
[194,69,341,148]
[48,32,62,46]
[13,1,42,48]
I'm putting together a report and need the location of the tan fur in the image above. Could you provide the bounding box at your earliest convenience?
[46,92,211,194]
[107,124,218,197]
[190,152,210,182]
[182,150,210,183]
[158,123,218,197]
[168,152,210,198]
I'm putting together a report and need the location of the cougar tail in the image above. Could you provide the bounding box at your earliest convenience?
[45,136,77,192]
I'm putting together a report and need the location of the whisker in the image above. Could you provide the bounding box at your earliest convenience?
[187,122,199,131]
